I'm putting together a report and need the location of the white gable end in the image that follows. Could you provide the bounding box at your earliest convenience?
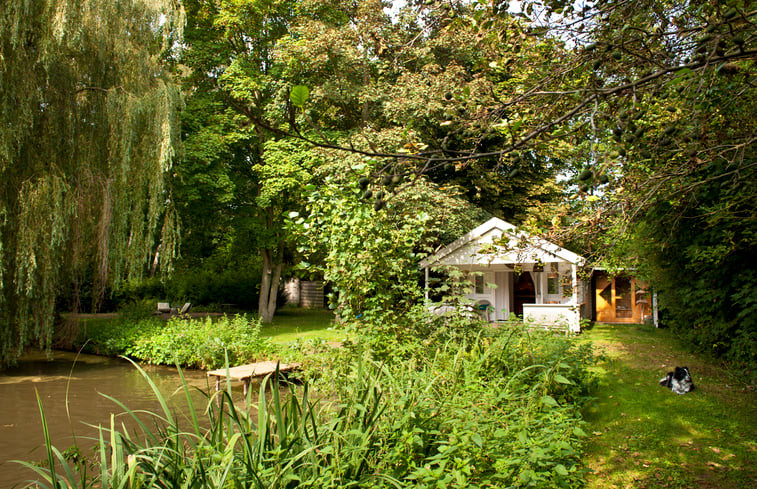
[420,217,584,268]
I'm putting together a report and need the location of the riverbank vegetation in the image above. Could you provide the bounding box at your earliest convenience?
[22,319,757,488]
[26,316,598,489]
[62,308,339,370]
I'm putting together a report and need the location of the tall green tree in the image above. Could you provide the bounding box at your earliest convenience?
[565,1,757,363]
[180,0,325,322]
[264,0,568,217]
[0,0,184,367]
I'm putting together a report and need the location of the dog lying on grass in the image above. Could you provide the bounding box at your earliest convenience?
[659,366,695,395]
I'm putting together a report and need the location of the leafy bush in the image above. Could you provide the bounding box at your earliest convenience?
[165,265,264,309]
[76,314,278,369]
[75,315,157,356]
[113,277,167,305]
[308,315,597,488]
[289,177,431,347]
[126,315,276,369]
[104,256,266,311]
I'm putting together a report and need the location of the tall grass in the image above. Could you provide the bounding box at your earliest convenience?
[17,359,396,488]
[20,320,598,488]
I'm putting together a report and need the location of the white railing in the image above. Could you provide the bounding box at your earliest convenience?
[522,303,583,333]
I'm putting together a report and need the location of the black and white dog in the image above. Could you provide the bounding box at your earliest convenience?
[659,366,695,395]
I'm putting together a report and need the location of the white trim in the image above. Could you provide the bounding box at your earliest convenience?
[420,218,516,268]
[420,217,585,269]
[571,264,578,305]
[424,266,430,302]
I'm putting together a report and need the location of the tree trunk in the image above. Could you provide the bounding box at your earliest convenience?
[258,244,283,323]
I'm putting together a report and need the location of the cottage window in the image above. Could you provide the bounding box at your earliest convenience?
[474,274,485,294]
[547,275,560,295]
[547,263,560,295]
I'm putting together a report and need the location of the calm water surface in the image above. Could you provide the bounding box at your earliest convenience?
[0,351,217,488]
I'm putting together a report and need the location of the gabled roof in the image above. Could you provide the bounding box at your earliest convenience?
[419,217,584,268]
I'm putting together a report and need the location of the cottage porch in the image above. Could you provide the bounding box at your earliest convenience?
[420,218,589,333]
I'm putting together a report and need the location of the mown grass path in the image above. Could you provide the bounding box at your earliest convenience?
[262,307,342,344]
[581,323,756,489]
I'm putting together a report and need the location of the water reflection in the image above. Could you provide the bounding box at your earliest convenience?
[0,351,214,488]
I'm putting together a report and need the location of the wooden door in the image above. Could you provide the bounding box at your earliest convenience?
[595,272,614,322]
[513,273,535,317]
[594,271,648,323]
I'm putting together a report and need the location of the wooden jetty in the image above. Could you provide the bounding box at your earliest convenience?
[207,361,301,396]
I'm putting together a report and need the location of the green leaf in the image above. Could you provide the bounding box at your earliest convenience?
[573,426,587,437]
[290,85,310,108]
[668,68,692,86]
[675,67,692,77]
[554,464,569,476]
[471,432,483,447]
[553,374,573,384]
[541,395,558,407]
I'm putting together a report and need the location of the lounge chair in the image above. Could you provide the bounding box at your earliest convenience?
[154,302,191,316]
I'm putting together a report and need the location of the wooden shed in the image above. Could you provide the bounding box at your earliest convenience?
[592,270,656,324]
[283,278,325,308]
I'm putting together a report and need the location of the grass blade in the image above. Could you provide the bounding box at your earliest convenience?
[34,388,61,489]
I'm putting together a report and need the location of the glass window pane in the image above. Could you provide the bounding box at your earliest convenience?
[615,276,632,318]
[548,276,559,294]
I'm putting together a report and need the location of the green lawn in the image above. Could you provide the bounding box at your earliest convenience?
[581,323,757,489]
[262,307,344,344]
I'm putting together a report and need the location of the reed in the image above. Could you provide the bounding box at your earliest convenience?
[20,322,596,488]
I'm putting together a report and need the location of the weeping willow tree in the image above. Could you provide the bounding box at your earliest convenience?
[0,0,184,367]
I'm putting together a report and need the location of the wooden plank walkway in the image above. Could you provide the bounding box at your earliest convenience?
[207,361,301,396]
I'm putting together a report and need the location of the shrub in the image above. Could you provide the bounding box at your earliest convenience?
[311,315,597,488]
[76,314,278,369]
[75,315,158,356]
[125,314,277,369]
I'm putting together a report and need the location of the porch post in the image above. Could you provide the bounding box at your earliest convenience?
[571,264,578,304]
[652,289,659,327]
[424,266,430,302]
[571,264,579,333]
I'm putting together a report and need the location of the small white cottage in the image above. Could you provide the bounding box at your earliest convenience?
[420,217,591,333]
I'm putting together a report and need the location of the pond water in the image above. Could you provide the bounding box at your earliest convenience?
[0,351,218,488]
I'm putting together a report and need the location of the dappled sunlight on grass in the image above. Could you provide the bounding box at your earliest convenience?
[262,307,344,344]
[581,323,757,489]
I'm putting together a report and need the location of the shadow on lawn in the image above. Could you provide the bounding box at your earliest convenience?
[582,323,757,489]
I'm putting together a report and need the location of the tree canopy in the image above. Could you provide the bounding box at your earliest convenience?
[268,0,755,363]
[2,0,754,366]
